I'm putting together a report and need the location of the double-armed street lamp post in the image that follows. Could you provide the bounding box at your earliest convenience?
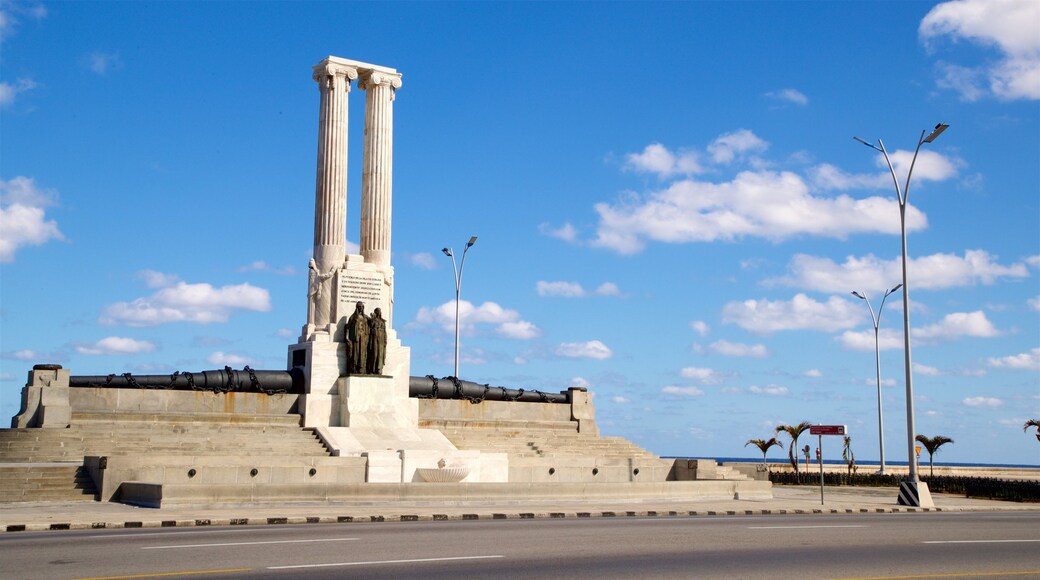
[853,123,948,507]
[442,236,478,379]
[851,284,902,475]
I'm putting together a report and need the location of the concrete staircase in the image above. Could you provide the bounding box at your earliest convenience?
[0,411,340,504]
[0,412,330,463]
[0,463,97,503]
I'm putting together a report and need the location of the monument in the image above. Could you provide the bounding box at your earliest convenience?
[286,57,506,483]
[3,56,771,506]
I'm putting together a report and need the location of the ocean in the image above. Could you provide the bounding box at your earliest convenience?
[668,457,1040,469]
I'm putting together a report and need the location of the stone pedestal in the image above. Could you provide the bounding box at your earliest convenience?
[12,366,72,428]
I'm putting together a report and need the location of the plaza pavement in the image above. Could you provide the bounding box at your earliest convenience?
[3,485,1038,533]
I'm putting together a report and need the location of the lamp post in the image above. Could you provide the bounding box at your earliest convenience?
[851,284,901,475]
[853,123,948,507]
[442,236,477,379]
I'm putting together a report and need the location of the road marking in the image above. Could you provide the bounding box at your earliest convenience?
[921,539,1040,544]
[142,537,358,549]
[72,569,252,580]
[836,571,1040,579]
[749,525,870,529]
[269,555,504,570]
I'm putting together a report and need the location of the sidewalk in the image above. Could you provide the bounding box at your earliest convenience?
[3,486,1037,532]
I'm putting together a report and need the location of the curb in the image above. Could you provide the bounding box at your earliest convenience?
[1,505,971,533]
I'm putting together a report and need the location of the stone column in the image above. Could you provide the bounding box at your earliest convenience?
[358,70,402,269]
[310,59,357,331]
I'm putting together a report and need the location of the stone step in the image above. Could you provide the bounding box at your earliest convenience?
[0,464,97,503]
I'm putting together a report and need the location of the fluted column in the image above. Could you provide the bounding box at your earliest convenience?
[310,59,357,330]
[358,71,402,268]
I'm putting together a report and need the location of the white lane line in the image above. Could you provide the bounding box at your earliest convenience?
[922,539,1040,544]
[749,525,870,530]
[143,538,359,549]
[269,555,505,570]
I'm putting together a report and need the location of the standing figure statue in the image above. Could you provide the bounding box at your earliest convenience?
[346,301,370,374]
[367,308,387,375]
[307,259,337,330]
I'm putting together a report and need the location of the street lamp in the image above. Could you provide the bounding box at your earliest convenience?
[442,236,478,379]
[853,123,948,507]
[851,284,901,475]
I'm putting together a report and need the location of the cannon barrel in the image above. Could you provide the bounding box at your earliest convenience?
[408,375,569,404]
[69,367,304,394]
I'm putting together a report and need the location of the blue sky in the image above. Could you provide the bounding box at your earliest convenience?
[2,1,1037,466]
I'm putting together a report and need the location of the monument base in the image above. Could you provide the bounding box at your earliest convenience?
[897,480,934,508]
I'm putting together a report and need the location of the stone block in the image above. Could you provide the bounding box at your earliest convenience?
[364,450,402,483]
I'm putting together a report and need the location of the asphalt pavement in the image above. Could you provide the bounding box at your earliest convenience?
[3,485,1038,533]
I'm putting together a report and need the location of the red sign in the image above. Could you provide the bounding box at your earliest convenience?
[810,425,847,436]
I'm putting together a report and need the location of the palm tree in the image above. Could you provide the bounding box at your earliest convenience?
[775,421,812,473]
[915,434,954,477]
[1025,419,1040,443]
[745,438,783,466]
[842,436,856,475]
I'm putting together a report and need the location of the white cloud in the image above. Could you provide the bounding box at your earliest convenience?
[555,340,612,360]
[497,320,540,340]
[915,311,1000,342]
[625,143,704,178]
[804,369,822,378]
[680,367,722,384]
[837,328,903,351]
[569,377,591,390]
[236,261,295,275]
[722,293,860,334]
[592,170,924,255]
[1027,295,1040,311]
[809,163,889,191]
[987,348,1040,371]
[539,222,578,243]
[661,385,705,397]
[8,349,37,360]
[914,363,942,376]
[0,176,63,262]
[274,328,295,339]
[707,130,769,164]
[207,351,254,366]
[0,1,46,43]
[413,300,539,340]
[99,281,271,326]
[410,252,437,270]
[594,282,621,297]
[537,281,586,297]
[765,88,809,106]
[136,270,181,288]
[84,51,121,75]
[75,337,156,356]
[709,339,769,358]
[612,395,632,404]
[0,78,37,108]
[690,320,710,336]
[920,0,1040,101]
[963,396,1003,408]
[768,250,1030,293]
[749,385,790,396]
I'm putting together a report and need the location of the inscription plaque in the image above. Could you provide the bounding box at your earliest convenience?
[335,270,387,320]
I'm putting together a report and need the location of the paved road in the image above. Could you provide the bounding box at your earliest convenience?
[2,511,1037,579]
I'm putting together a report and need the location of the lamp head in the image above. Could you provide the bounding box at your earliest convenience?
[441,248,452,257]
[467,236,478,247]
[923,123,948,143]
[888,283,903,294]
[851,291,866,300]
[852,136,881,151]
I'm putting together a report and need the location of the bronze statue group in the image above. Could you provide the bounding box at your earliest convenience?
[346,301,387,375]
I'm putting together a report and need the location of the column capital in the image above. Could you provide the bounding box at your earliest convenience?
[312,60,359,85]
[358,70,402,91]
